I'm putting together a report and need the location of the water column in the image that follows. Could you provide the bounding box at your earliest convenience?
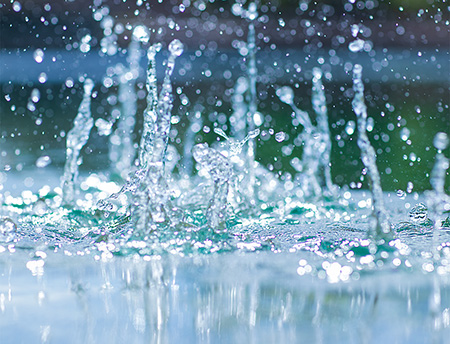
[109,26,149,180]
[352,64,392,240]
[277,86,322,199]
[61,78,95,206]
[231,1,260,204]
[133,40,183,233]
[311,68,336,196]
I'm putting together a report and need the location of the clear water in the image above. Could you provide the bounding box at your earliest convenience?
[1,1,450,343]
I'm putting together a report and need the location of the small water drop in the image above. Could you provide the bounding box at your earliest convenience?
[31,88,40,103]
[36,155,52,168]
[34,48,44,63]
[408,203,429,225]
[434,132,449,151]
[168,39,184,57]
[95,118,113,136]
[38,72,47,84]
[133,25,150,43]
[348,39,365,53]
[12,1,21,12]
[400,127,410,141]
[276,86,294,104]
[345,120,355,135]
[179,4,186,12]
[275,132,286,142]
[351,24,359,37]
[247,2,258,20]
[0,218,17,243]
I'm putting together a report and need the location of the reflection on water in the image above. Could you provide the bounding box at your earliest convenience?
[1,252,448,343]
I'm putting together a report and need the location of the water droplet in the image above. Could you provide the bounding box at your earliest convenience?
[0,218,16,242]
[278,18,285,27]
[312,67,322,80]
[247,2,258,20]
[276,86,294,104]
[12,1,21,12]
[275,132,286,142]
[38,72,47,84]
[408,203,429,225]
[83,78,94,95]
[345,120,355,135]
[169,39,184,57]
[95,118,113,136]
[33,49,44,63]
[351,24,359,37]
[400,127,410,141]
[133,25,150,43]
[65,78,74,88]
[179,4,186,12]
[434,132,449,150]
[348,39,364,53]
[36,156,52,168]
[31,88,40,103]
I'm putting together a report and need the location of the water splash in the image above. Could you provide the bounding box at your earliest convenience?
[133,39,184,232]
[311,68,337,196]
[231,2,260,203]
[427,132,450,233]
[61,78,94,206]
[192,143,233,230]
[277,70,335,200]
[109,26,148,179]
[352,64,392,240]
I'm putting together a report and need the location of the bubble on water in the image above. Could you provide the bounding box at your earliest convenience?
[169,39,184,57]
[179,4,186,12]
[36,155,52,168]
[434,132,449,151]
[400,127,410,141]
[0,218,17,243]
[277,86,294,105]
[31,88,40,103]
[275,132,286,142]
[278,18,285,27]
[408,203,429,225]
[34,49,44,63]
[348,39,365,53]
[133,25,150,43]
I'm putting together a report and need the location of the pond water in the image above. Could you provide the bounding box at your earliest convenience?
[0,0,449,343]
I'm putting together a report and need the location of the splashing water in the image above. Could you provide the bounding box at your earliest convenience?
[352,64,392,240]
[61,78,94,206]
[1,2,450,342]
[277,71,335,200]
[133,39,183,231]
